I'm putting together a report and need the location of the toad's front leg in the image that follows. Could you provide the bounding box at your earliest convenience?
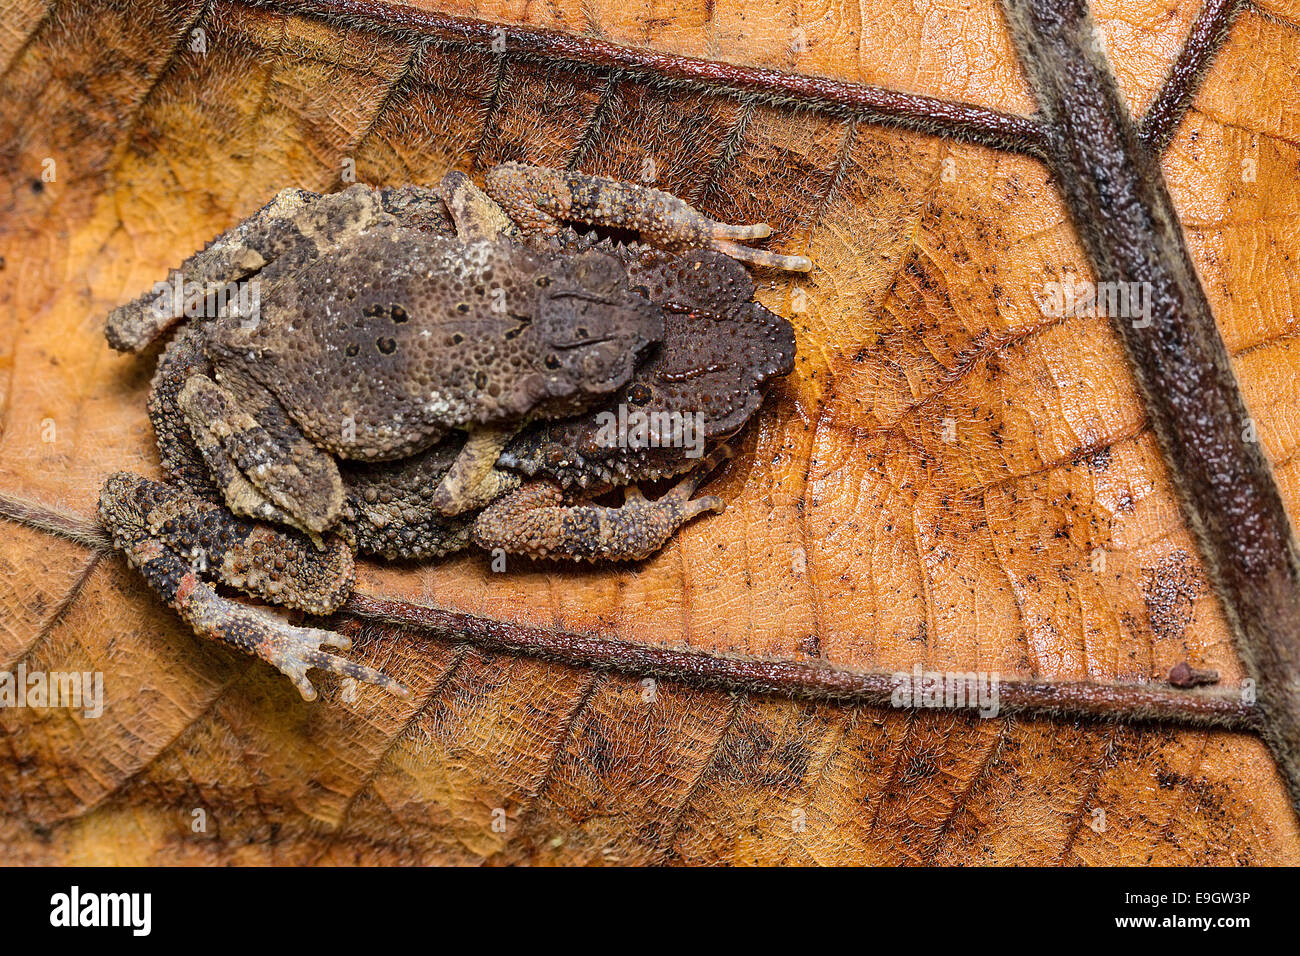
[430,423,521,516]
[471,447,731,562]
[437,170,518,243]
[483,163,812,272]
[99,473,407,701]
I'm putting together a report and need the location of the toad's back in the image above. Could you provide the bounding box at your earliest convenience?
[225,228,662,461]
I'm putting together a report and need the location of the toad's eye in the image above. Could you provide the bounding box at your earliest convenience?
[536,275,551,288]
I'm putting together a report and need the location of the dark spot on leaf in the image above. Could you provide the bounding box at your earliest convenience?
[1142,550,1204,643]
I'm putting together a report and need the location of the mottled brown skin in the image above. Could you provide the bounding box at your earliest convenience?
[472,239,796,562]
[486,163,812,272]
[111,174,663,537]
[217,230,660,462]
[97,473,402,702]
[99,164,807,698]
[339,438,484,561]
[499,243,797,490]
[473,446,734,562]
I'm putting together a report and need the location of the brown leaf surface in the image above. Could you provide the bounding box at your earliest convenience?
[0,0,1298,864]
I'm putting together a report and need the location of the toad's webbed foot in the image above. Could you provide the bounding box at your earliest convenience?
[188,596,399,702]
[472,447,732,561]
[99,473,406,701]
[483,163,812,272]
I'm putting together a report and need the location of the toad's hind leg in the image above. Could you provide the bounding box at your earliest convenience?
[148,323,221,499]
[430,423,519,516]
[98,473,407,701]
[106,187,320,353]
[472,447,732,561]
[483,163,812,272]
[107,184,392,353]
[177,370,343,542]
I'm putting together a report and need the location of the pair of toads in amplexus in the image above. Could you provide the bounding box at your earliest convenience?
[99,162,811,700]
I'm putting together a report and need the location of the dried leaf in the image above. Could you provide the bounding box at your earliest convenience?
[0,0,1297,864]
